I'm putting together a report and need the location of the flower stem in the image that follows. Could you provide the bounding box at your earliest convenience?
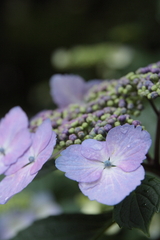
[148,99,159,117]
[146,153,153,165]
[93,220,115,240]
[147,99,160,169]
[154,111,160,168]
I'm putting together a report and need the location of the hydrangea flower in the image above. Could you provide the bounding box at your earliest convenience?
[55,124,151,205]
[0,119,56,204]
[0,107,32,174]
[49,74,101,108]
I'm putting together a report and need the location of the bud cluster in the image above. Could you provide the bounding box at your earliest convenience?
[30,61,160,151]
[127,61,160,99]
[30,106,141,151]
[84,78,143,117]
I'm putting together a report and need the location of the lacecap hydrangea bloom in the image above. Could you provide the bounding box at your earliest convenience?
[0,107,56,204]
[55,124,151,205]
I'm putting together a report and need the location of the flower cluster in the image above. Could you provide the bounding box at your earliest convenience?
[30,106,141,151]
[55,124,151,205]
[128,61,160,99]
[0,107,56,204]
[1,61,157,206]
[30,71,145,150]
[30,62,160,152]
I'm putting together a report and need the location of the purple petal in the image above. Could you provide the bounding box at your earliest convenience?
[81,139,108,161]
[0,165,37,204]
[49,74,85,107]
[30,130,57,175]
[79,165,145,206]
[55,144,103,183]
[3,128,32,166]
[0,106,28,146]
[106,124,151,171]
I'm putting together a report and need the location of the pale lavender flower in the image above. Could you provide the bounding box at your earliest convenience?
[49,74,101,108]
[55,124,151,205]
[0,210,35,240]
[0,107,32,174]
[0,191,62,240]
[0,120,56,204]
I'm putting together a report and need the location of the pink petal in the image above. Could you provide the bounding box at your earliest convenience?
[32,119,54,156]
[0,106,28,146]
[79,165,145,206]
[49,74,85,108]
[0,165,37,204]
[55,144,103,183]
[106,124,151,171]
[6,121,56,176]
[30,130,57,175]
[0,161,9,175]
[3,128,32,166]
[81,139,108,161]
[5,134,34,175]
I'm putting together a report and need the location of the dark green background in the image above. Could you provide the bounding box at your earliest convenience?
[0,0,160,115]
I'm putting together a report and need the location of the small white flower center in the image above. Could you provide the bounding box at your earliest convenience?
[104,159,112,168]
[28,156,35,163]
[0,147,5,156]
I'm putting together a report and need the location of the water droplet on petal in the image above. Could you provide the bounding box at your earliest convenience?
[120,126,128,134]
[92,143,103,150]
[127,144,130,148]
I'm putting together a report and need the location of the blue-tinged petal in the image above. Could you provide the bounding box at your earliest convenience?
[55,144,103,183]
[79,165,145,206]
[106,124,151,172]
[49,74,85,108]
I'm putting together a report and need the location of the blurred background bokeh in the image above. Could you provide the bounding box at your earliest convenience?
[0,1,160,239]
[1,0,160,116]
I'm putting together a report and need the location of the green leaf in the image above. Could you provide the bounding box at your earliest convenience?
[11,211,113,240]
[113,175,160,235]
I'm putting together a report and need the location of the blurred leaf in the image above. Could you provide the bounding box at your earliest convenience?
[12,211,113,240]
[51,43,134,70]
[113,175,160,235]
